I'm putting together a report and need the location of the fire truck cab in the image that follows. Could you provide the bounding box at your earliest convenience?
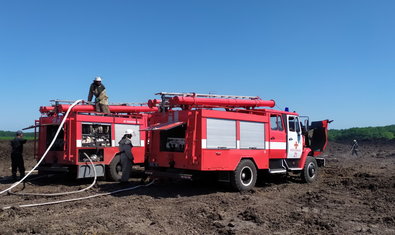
[145,93,330,191]
[35,101,157,181]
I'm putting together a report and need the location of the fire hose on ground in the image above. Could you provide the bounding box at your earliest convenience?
[2,181,155,210]
[1,99,155,210]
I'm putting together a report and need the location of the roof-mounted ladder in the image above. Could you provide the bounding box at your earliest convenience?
[155,92,260,100]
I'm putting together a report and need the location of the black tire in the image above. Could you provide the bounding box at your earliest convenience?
[301,156,318,183]
[230,159,257,191]
[107,154,122,182]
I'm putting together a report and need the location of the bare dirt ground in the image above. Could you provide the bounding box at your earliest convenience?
[0,140,394,234]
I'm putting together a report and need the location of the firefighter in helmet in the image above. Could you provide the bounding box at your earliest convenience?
[88,77,110,113]
[10,130,27,181]
[118,129,134,184]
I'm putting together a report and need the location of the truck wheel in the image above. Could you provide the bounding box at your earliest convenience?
[107,154,122,181]
[301,156,318,183]
[231,159,257,191]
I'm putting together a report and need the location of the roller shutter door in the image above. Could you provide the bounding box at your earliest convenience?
[240,121,265,149]
[207,118,236,149]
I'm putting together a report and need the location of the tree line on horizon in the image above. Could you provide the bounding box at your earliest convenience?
[328,125,395,141]
[0,130,34,140]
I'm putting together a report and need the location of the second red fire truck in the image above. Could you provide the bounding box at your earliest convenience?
[34,101,157,181]
[144,92,330,191]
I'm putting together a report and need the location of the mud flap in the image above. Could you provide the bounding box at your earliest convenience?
[315,158,326,167]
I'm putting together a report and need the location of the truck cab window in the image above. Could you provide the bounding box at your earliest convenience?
[295,118,301,133]
[270,115,283,131]
[288,117,295,132]
[288,116,301,133]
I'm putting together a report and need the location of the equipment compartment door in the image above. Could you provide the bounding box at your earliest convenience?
[286,115,303,159]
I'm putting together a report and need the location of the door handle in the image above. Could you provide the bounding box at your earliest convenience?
[289,138,293,141]
[270,137,275,140]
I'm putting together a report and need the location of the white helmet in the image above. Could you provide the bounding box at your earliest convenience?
[94,76,102,82]
[124,129,134,135]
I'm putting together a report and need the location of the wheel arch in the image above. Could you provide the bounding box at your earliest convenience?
[297,148,313,169]
[238,157,259,170]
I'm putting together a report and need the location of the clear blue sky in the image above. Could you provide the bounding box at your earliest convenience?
[0,0,394,131]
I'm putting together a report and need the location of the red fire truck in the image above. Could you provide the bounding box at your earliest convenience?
[34,101,157,181]
[144,93,330,191]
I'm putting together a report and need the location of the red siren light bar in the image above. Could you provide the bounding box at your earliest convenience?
[169,96,275,108]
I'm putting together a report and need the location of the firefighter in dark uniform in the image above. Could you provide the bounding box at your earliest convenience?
[87,76,110,113]
[351,139,359,156]
[118,129,134,184]
[10,130,27,180]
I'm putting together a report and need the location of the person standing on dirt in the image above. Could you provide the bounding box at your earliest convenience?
[88,76,110,113]
[118,129,134,184]
[10,130,27,180]
[351,139,359,156]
